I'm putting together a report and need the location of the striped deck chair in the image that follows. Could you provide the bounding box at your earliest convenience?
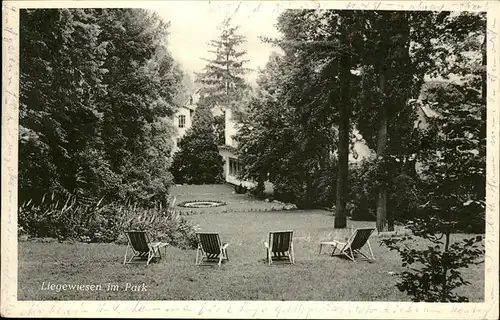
[264,231,294,265]
[123,231,168,265]
[321,228,375,262]
[195,232,229,267]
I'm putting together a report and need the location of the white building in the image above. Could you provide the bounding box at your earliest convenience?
[218,107,256,189]
[171,89,201,154]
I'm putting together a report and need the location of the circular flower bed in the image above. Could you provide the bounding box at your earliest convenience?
[177,200,227,208]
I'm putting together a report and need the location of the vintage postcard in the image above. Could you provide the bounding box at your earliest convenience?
[2,0,499,318]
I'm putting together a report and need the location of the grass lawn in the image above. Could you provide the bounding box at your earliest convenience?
[171,184,289,214]
[18,185,484,301]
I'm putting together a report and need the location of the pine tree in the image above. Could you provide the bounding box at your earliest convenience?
[195,17,251,113]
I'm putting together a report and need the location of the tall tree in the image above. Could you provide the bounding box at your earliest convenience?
[196,17,251,113]
[353,11,435,231]
[273,9,364,223]
[236,52,290,191]
[20,9,108,200]
[97,9,181,204]
[334,12,356,228]
[20,8,183,206]
[238,10,355,211]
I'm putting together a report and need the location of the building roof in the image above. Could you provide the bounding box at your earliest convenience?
[182,88,202,111]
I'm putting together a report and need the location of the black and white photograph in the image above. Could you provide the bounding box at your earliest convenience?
[2,0,499,318]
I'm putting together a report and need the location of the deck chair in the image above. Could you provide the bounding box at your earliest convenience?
[320,228,375,262]
[264,231,294,265]
[123,231,168,265]
[195,232,229,267]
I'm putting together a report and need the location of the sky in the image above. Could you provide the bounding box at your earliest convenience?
[154,2,284,85]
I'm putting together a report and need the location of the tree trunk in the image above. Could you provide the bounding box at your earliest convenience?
[256,170,266,196]
[334,15,351,229]
[387,194,394,231]
[386,14,410,232]
[440,231,451,301]
[477,32,487,200]
[481,34,487,105]
[376,70,388,232]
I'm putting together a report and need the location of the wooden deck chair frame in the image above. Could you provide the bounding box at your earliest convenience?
[326,228,375,262]
[195,232,229,268]
[264,231,295,265]
[123,231,168,265]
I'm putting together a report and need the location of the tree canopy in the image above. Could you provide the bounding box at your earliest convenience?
[236,9,486,231]
[20,8,185,206]
[195,17,251,113]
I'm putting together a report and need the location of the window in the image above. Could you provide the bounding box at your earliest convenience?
[229,158,242,177]
[178,115,186,128]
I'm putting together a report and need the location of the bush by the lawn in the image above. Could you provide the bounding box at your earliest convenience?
[348,159,424,223]
[271,157,338,210]
[18,193,198,249]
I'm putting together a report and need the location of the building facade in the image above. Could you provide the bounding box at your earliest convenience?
[171,89,200,154]
[218,108,256,189]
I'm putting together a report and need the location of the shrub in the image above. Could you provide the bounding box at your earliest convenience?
[18,193,101,241]
[272,157,337,209]
[348,159,378,221]
[382,222,484,302]
[170,106,224,185]
[249,180,265,199]
[348,158,423,222]
[234,183,248,194]
[272,178,311,209]
[114,205,198,249]
[18,194,198,249]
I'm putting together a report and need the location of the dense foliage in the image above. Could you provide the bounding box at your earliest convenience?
[20,9,183,207]
[348,157,423,222]
[383,12,486,302]
[18,193,198,249]
[237,9,485,225]
[235,9,486,302]
[236,11,343,209]
[19,9,198,246]
[382,78,486,301]
[170,106,224,184]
